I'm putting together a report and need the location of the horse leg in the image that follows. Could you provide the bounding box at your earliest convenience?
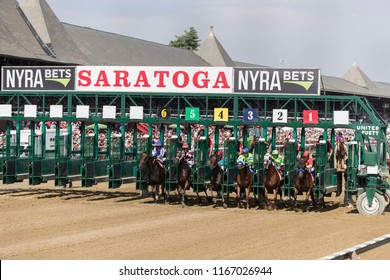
[263,188,271,210]
[309,188,317,208]
[246,187,251,209]
[181,188,186,207]
[236,185,241,208]
[293,188,299,211]
[152,185,158,203]
[161,183,168,204]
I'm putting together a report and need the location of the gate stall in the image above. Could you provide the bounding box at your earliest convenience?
[164,135,179,193]
[192,136,210,194]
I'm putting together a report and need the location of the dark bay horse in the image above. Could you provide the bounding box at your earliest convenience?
[236,162,252,209]
[335,141,347,170]
[263,153,283,210]
[294,159,316,211]
[139,152,166,203]
[173,151,192,207]
[207,154,225,207]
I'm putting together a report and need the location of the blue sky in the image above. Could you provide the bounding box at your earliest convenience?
[46,0,390,82]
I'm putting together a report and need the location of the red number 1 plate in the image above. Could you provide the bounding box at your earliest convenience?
[303,110,318,124]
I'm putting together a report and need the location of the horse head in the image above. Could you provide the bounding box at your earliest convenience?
[173,151,184,165]
[209,154,218,169]
[263,153,272,169]
[139,152,150,169]
[296,159,306,179]
[237,161,247,170]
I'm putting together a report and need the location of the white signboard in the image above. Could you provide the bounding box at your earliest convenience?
[129,106,143,120]
[333,111,349,125]
[50,105,63,118]
[75,66,233,93]
[272,109,288,123]
[76,105,90,119]
[24,105,37,118]
[0,104,12,117]
[103,106,116,119]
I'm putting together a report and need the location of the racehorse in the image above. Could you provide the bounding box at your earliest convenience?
[236,162,252,209]
[263,153,283,210]
[293,159,316,211]
[335,141,347,170]
[207,154,225,207]
[173,151,192,207]
[139,152,166,203]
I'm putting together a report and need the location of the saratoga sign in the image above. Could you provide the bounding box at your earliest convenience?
[1,66,320,95]
[76,66,233,93]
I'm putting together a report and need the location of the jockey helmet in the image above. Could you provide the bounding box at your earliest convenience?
[302,151,310,158]
[154,141,162,146]
[242,147,249,154]
[182,143,189,149]
[272,150,279,156]
[186,151,193,158]
[216,150,222,156]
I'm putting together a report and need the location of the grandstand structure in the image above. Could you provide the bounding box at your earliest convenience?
[0,0,389,116]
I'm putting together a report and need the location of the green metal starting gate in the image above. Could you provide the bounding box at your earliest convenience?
[192,137,210,193]
[164,135,179,192]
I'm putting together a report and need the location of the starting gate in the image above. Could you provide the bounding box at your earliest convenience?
[221,137,238,197]
[164,135,179,192]
[252,137,267,197]
[192,137,210,194]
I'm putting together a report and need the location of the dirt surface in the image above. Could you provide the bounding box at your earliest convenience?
[1,180,389,260]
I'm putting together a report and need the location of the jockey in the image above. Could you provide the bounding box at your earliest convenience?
[181,143,194,168]
[336,131,345,143]
[237,147,254,173]
[215,150,226,171]
[302,151,315,177]
[270,149,284,171]
[151,141,166,165]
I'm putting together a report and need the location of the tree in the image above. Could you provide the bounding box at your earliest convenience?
[169,27,201,51]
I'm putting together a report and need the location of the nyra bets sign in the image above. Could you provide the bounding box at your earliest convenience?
[234,68,320,95]
[76,66,233,93]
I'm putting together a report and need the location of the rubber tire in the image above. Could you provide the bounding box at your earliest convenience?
[384,190,390,210]
[356,192,386,216]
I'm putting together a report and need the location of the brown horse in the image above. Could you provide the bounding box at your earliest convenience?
[294,159,316,211]
[263,153,283,210]
[236,162,252,209]
[173,151,192,207]
[335,141,347,170]
[139,152,166,203]
[207,154,225,207]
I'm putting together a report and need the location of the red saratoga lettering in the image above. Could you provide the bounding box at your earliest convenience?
[113,70,130,87]
[78,70,91,87]
[193,71,209,88]
[172,71,189,88]
[134,71,151,88]
[94,70,110,87]
[154,71,169,88]
[212,72,230,88]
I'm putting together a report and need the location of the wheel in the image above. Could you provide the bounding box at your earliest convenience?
[356,192,386,216]
[384,190,390,210]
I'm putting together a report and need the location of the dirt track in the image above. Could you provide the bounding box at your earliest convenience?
[0,181,389,260]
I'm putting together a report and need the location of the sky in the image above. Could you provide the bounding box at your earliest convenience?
[45,0,390,82]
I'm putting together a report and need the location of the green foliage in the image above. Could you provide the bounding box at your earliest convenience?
[169,27,201,51]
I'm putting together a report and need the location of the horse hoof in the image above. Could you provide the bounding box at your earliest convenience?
[223,203,228,209]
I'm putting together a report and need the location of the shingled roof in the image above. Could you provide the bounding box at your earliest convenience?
[63,23,210,66]
[322,63,390,98]
[196,26,236,67]
[0,0,57,62]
